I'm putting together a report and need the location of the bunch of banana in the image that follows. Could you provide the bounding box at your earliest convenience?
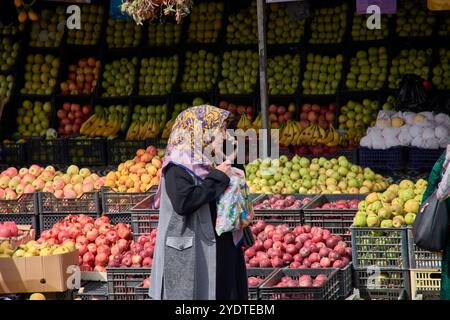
[252,114,262,131]
[237,113,252,131]
[161,118,176,139]
[126,116,161,140]
[79,111,121,138]
[279,120,302,146]
[325,125,340,147]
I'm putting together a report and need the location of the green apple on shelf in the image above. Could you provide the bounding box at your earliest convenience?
[388,49,431,89]
[106,18,142,48]
[148,23,182,47]
[187,2,224,44]
[180,50,219,93]
[16,100,52,137]
[302,53,343,95]
[21,54,60,95]
[29,7,65,47]
[218,50,259,95]
[139,55,178,95]
[66,4,103,46]
[267,3,305,45]
[101,58,137,97]
[226,1,257,45]
[345,47,388,91]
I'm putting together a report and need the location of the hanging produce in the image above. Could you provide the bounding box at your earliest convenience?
[13,0,38,23]
[121,0,193,25]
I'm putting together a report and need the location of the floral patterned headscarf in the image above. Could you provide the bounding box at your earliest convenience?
[153,105,230,208]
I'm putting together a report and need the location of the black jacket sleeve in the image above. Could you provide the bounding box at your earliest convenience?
[165,164,230,215]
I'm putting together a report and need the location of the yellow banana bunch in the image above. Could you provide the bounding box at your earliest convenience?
[237,113,252,131]
[252,114,262,131]
[325,125,340,147]
[161,118,176,139]
[126,121,140,140]
[279,120,303,146]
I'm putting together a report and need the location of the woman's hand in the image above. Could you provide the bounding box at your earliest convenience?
[216,160,232,176]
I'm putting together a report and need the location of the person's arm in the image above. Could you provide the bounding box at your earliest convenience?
[423,152,446,200]
[165,164,230,215]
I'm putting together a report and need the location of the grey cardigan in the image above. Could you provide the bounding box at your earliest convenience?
[149,175,218,300]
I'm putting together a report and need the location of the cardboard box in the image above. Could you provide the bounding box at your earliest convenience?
[0,225,36,250]
[0,250,78,294]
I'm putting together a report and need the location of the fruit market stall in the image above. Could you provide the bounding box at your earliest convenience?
[0,0,449,301]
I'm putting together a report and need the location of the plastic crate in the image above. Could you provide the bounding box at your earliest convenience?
[101,188,153,214]
[358,147,406,170]
[66,139,107,166]
[106,267,151,300]
[106,140,147,166]
[351,227,409,269]
[135,281,151,300]
[359,289,409,300]
[253,194,316,228]
[0,193,39,214]
[407,229,442,269]
[409,148,445,170]
[0,213,38,233]
[38,192,101,215]
[410,269,441,300]
[76,281,108,300]
[259,268,340,300]
[338,263,354,300]
[103,213,132,225]
[0,193,39,234]
[25,139,67,166]
[1,142,26,165]
[131,212,159,239]
[303,194,366,244]
[354,268,410,300]
[39,213,99,232]
[246,268,278,300]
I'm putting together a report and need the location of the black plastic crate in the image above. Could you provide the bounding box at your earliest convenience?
[358,147,406,170]
[106,267,151,300]
[66,139,107,166]
[252,212,302,228]
[355,268,410,300]
[38,192,101,215]
[106,140,147,166]
[351,227,409,269]
[259,268,340,300]
[135,280,151,300]
[39,213,99,232]
[76,281,108,301]
[103,213,132,225]
[1,142,26,165]
[407,229,442,269]
[246,268,278,300]
[0,213,38,233]
[101,188,154,214]
[408,147,445,170]
[338,263,354,300]
[0,193,39,215]
[25,138,67,166]
[303,194,366,244]
[253,194,317,227]
[131,212,159,239]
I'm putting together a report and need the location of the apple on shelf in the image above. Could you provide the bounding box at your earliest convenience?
[269,103,296,129]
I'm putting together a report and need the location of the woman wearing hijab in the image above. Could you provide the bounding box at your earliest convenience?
[149,105,248,300]
[422,148,450,300]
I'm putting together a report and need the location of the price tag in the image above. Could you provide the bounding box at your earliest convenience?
[356,0,397,14]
